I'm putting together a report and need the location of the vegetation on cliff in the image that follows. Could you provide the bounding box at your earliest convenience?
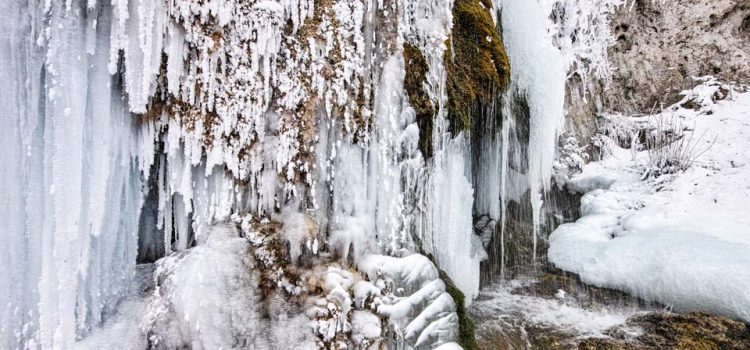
[445,0,510,134]
[403,44,436,158]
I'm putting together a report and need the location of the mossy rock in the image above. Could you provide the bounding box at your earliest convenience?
[403,44,436,158]
[413,246,479,349]
[445,0,510,133]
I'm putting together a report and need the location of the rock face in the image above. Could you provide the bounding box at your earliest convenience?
[579,312,750,350]
[566,0,750,142]
[607,0,750,112]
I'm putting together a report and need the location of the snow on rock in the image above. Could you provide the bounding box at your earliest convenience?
[549,80,750,323]
[350,310,382,347]
[243,215,464,349]
[601,0,750,114]
[66,212,464,349]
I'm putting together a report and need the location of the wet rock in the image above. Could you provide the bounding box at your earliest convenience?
[477,323,580,350]
[474,215,496,250]
[475,266,750,350]
[630,312,750,350]
[513,270,650,311]
[580,312,750,350]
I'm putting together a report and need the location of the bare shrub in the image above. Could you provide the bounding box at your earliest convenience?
[641,114,716,178]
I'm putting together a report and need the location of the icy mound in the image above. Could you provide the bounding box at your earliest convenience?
[310,254,461,349]
[72,265,155,350]
[549,81,750,322]
[359,254,460,348]
[129,217,463,349]
[142,224,315,349]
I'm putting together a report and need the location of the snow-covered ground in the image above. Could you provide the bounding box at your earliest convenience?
[549,80,750,323]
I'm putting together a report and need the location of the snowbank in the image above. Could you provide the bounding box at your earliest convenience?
[549,81,750,322]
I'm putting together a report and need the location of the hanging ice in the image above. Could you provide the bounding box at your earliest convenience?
[0,0,563,347]
[0,1,148,347]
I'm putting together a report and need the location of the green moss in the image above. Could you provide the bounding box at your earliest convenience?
[445,0,510,133]
[410,227,478,348]
[403,44,436,158]
[439,270,478,350]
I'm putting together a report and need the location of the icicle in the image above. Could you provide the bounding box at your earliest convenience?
[1,1,146,347]
[497,0,567,262]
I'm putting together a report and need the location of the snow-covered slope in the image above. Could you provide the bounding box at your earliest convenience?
[550,80,750,322]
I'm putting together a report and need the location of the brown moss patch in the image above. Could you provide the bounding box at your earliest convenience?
[445,0,510,133]
[242,217,306,300]
[403,44,436,158]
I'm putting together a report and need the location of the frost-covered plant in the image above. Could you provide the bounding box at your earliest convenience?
[641,115,716,178]
[549,0,624,85]
[553,133,590,184]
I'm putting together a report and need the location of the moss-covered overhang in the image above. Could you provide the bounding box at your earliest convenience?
[445,0,510,134]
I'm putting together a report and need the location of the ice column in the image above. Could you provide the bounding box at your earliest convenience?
[0,1,147,347]
[497,0,567,260]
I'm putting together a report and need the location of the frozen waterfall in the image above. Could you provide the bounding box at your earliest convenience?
[0,0,622,348]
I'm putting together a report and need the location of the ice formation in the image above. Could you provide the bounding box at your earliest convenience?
[475,0,623,275]
[1,1,148,348]
[0,0,637,348]
[142,223,315,349]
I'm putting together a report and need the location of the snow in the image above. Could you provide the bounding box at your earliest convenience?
[350,310,382,346]
[71,265,154,350]
[357,254,460,348]
[276,205,317,263]
[72,297,149,350]
[549,81,750,323]
[436,342,464,350]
